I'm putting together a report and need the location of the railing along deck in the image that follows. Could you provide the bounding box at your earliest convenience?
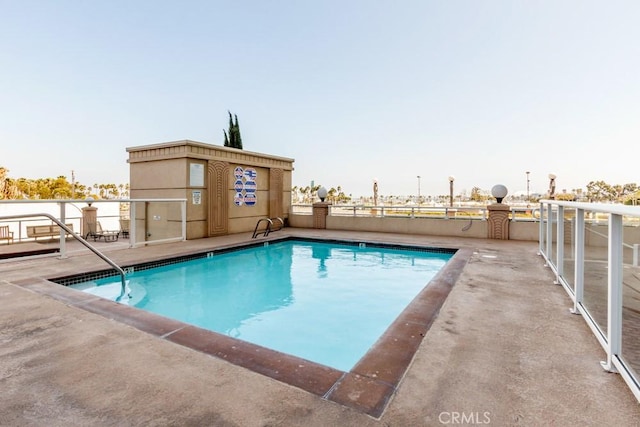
[0,198,187,250]
[539,199,640,402]
[291,203,540,221]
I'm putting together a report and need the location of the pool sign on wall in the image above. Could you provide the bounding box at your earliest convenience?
[244,168,257,180]
[234,166,244,180]
[233,166,258,207]
[244,193,256,206]
[192,190,202,205]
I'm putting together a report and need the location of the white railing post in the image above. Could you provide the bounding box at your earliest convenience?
[570,217,575,259]
[129,202,137,248]
[59,202,67,258]
[546,203,553,263]
[538,202,544,255]
[634,243,639,267]
[555,205,564,283]
[602,213,623,372]
[571,209,585,314]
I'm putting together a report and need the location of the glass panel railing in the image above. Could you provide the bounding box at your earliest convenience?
[540,205,548,256]
[582,212,610,336]
[562,209,577,294]
[621,221,640,381]
[539,201,640,402]
[550,207,558,270]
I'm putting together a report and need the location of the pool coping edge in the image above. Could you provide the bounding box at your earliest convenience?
[13,239,472,418]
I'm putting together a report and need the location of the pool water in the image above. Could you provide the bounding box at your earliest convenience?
[70,240,452,371]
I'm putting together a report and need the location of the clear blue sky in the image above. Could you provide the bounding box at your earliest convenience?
[1,1,638,199]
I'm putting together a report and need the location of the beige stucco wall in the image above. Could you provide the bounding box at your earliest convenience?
[326,216,489,238]
[509,221,539,241]
[129,159,207,241]
[289,213,542,241]
[127,140,294,239]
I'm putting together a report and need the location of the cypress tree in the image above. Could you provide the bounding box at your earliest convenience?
[223,129,230,147]
[233,114,243,149]
[224,110,243,149]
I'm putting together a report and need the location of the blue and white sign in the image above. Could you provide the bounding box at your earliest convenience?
[244,193,256,206]
[234,167,244,180]
[233,165,258,207]
[244,180,257,193]
[244,168,257,181]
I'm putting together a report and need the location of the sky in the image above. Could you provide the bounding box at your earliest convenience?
[1,0,638,199]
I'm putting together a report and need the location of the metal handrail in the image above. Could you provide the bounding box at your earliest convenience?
[0,213,129,301]
[252,218,273,238]
[271,217,284,231]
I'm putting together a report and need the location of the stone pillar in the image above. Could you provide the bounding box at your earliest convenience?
[81,206,98,238]
[487,203,510,240]
[312,202,330,229]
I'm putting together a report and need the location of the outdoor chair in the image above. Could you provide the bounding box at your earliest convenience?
[0,225,14,244]
[119,219,130,238]
[85,221,119,242]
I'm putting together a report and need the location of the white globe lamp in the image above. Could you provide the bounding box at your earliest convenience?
[317,186,328,202]
[491,184,508,204]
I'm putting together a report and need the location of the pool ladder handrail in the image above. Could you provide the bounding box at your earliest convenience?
[0,213,129,301]
[251,217,284,238]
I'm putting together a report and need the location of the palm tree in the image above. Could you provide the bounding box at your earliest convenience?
[0,167,20,199]
[300,186,311,203]
[327,187,337,203]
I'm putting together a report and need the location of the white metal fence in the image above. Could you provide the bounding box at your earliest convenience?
[0,199,187,254]
[539,200,640,402]
[291,204,540,221]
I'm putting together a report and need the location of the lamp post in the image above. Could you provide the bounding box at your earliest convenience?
[448,176,455,207]
[526,171,530,205]
[417,175,421,205]
[488,184,510,240]
[373,179,378,206]
[548,173,556,200]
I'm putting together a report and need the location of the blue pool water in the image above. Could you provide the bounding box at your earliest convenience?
[70,240,452,371]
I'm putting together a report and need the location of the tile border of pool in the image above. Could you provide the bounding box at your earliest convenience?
[17,238,472,418]
[48,237,458,286]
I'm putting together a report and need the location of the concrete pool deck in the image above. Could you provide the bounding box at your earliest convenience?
[1,229,639,426]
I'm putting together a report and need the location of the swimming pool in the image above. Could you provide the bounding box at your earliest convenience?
[49,236,470,417]
[69,239,453,371]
